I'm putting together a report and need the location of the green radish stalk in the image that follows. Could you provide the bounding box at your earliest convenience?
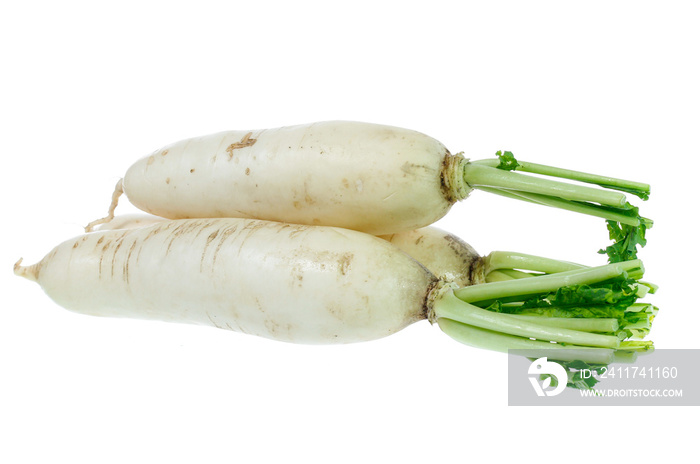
[16,218,656,363]
[85,121,651,261]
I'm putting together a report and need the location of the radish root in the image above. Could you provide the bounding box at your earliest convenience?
[84,178,124,232]
[13,258,38,282]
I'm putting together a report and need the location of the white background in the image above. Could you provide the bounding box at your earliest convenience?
[2,1,698,462]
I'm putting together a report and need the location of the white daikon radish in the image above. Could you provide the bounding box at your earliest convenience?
[15,218,655,363]
[86,121,651,240]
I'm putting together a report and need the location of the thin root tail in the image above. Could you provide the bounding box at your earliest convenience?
[14,258,38,282]
[84,178,124,232]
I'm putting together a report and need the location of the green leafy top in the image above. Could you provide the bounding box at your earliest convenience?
[495,150,520,171]
[483,274,656,340]
[438,260,657,392]
[599,215,651,263]
[486,274,657,390]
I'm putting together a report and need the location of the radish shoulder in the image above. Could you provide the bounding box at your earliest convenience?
[380,227,483,287]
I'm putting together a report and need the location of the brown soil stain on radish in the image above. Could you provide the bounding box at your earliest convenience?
[136,222,170,264]
[287,226,309,239]
[124,240,138,284]
[165,220,208,255]
[233,220,268,257]
[400,162,433,176]
[192,220,212,240]
[110,233,128,279]
[98,248,107,279]
[211,224,239,269]
[200,229,220,271]
[338,253,352,275]
[206,229,220,244]
[442,234,483,285]
[264,317,281,337]
[302,180,315,205]
[206,312,222,329]
[143,225,164,241]
[226,132,257,159]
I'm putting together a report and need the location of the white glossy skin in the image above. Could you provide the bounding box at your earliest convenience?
[380,227,484,287]
[17,218,437,344]
[100,215,485,288]
[96,213,167,230]
[122,121,467,235]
